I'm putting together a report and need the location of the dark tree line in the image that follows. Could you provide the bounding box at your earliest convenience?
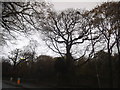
[2,49,119,88]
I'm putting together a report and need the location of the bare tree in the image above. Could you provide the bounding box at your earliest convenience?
[1,1,52,44]
[8,47,37,77]
[89,2,120,87]
[107,1,120,87]
[35,8,94,72]
[8,49,25,68]
[22,39,38,67]
[8,48,22,77]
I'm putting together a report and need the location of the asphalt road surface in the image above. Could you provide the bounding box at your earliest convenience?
[2,82,21,88]
[0,80,2,90]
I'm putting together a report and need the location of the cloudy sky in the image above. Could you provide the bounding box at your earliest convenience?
[0,0,119,58]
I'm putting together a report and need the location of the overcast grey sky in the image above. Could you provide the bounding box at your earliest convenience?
[53,2,100,11]
[0,0,119,58]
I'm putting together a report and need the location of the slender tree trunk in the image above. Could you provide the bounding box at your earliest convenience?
[118,54,120,88]
[116,11,120,88]
[94,59,101,88]
[116,39,120,87]
[107,42,113,88]
[108,52,113,88]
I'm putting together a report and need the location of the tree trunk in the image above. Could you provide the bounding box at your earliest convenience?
[66,52,73,71]
[107,42,113,88]
[66,44,74,68]
[116,39,120,87]
[65,45,75,82]
[108,52,113,88]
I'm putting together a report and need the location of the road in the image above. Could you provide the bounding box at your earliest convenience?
[2,82,21,88]
[0,80,2,90]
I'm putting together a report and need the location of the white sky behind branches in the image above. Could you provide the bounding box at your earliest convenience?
[0,0,119,59]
